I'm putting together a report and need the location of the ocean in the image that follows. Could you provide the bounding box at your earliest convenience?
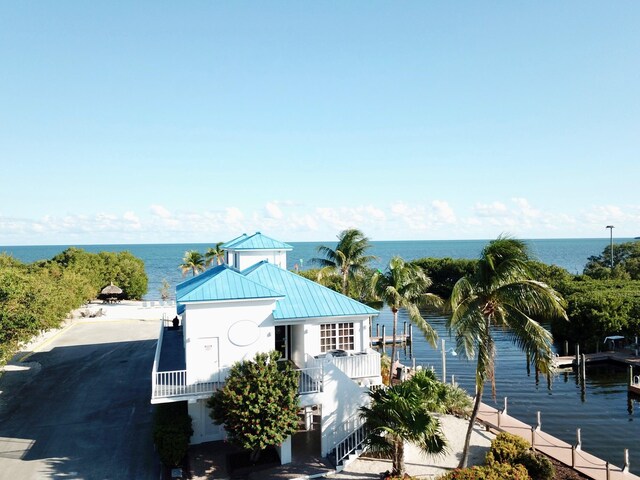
[2,237,639,472]
[0,237,622,302]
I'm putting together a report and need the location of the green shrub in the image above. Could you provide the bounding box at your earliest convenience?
[485,431,530,466]
[516,451,555,480]
[153,402,193,467]
[437,463,531,480]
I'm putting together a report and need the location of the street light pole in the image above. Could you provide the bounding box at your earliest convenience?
[606,225,614,269]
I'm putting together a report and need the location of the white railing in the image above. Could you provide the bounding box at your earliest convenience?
[334,416,368,467]
[152,370,218,399]
[307,350,381,380]
[332,351,380,379]
[298,367,323,394]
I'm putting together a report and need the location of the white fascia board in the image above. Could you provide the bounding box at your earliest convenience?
[181,296,284,307]
[274,313,377,325]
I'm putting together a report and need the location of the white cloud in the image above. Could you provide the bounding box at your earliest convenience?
[3,198,640,245]
[265,202,284,219]
[150,204,172,219]
[474,201,508,217]
[431,200,456,224]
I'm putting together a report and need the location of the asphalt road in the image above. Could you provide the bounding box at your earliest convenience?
[0,319,161,480]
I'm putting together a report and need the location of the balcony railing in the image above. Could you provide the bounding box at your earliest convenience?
[307,350,381,380]
[152,370,219,400]
[298,367,323,394]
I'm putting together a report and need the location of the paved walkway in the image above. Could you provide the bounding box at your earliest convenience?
[0,316,161,479]
[477,403,639,480]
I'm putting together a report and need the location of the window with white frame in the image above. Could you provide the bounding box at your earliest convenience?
[320,322,355,352]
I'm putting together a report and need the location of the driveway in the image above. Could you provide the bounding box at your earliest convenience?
[0,318,161,479]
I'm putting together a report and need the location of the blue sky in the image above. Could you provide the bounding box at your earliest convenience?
[1,2,638,245]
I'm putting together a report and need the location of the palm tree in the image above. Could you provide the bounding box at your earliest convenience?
[448,236,567,468]
[180,250,206,277]
[312,228,376,295]
[360,376,447,477]
[205,242,225,266]
[371,256,443,384]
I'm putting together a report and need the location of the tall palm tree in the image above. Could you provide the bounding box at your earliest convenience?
[205,242,226,266]
[312,228,376,295]
[180,250,206,277]
[371,256,443,384]
[360,375,447,477]
[448,236,567,468]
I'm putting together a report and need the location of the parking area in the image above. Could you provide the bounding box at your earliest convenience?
[0,317,161,479]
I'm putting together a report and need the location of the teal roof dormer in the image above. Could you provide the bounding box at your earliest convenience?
[243,261,379,320]
[220,233,248,249]
[176,264,284,303]
[222,232,293,251]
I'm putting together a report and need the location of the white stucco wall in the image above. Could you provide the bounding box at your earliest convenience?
[183,299,277,384]
[189,399,226,445]
[318,362,370,457]
[302,316,371,358]
[234,250,288,270]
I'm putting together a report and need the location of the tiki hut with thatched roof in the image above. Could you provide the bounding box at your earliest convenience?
[100,282,123,303]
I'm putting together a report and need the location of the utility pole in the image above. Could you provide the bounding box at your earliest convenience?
[606,225,614,269]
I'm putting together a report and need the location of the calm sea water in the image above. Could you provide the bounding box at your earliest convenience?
[2,237,638,472]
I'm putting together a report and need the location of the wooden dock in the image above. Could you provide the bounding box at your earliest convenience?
[477,402,638,480]
[371,335,411,346]
[553,351,640,369]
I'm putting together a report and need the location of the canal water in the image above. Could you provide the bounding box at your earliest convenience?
[373,308,640,474]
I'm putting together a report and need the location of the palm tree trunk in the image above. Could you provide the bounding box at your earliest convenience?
[460,315,491,468]
[342,269,349,295]
[459,384,483,468]
[393,437,405,477]
[388,309,398,386]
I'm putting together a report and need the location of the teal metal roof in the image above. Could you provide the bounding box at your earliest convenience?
[222,232,293,251]
[220,233,248,249]
[176,264,284,303]
[243,261,379,320]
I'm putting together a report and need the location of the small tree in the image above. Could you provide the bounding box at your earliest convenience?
[360,373,447,477]
[153,402,193,467]
[207,351,300,462]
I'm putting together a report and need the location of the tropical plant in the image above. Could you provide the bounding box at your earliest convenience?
[207,351,300,462]
[584,240,640,280]
[437,463,531,480]
[312,228,376,295]
[153,401,193,467]
[409,369,472,417]
[447,236,567,468]
[372,256,443,383]
[180,250,205,277]
[360,376,447,477]
[205,242,226,267]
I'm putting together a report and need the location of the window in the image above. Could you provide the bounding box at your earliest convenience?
[320,322,354,352]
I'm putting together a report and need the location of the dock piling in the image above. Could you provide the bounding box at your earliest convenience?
[581,354,586,382]
[403,321,407,338]
[606,462,610,480]
[375,324,379,337]
[409,324,413,345]
[624,448,630,473]
[441,339,446,383]
[576,428,582,451]
[531,426,536,451]
[536,411,541,431]
[503,396,508,416]
[576,344,580,365]
[564,340,569,356]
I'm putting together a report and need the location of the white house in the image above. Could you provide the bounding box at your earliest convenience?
[150,232,381,466]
